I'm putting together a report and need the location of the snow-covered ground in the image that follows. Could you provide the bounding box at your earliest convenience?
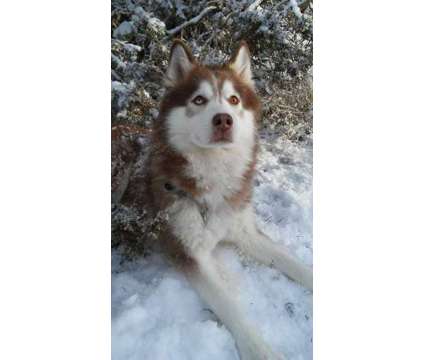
[112,135,313,360]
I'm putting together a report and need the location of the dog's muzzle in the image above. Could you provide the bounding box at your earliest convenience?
[211,113,233,142]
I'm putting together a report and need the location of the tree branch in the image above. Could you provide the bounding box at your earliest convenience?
[246,0,264,12]
[167,6,217,36]
[299,0,312,12]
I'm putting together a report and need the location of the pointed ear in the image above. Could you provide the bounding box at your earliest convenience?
[229,41,254,88]
[165,40,195,87]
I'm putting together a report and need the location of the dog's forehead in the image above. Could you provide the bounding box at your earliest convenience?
[193,69,238,96]
[196,80,215,97]
[221,80,237,96]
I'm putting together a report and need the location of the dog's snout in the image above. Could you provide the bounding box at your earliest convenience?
[211,113,233,143]
[212,113,233,130]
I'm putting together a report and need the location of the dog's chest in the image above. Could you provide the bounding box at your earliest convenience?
[185,149,249,209]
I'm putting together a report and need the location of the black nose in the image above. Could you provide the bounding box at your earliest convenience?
[212,113,233,130]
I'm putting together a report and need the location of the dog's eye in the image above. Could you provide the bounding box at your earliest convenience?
[192,95,207,105]
[228,95,240,105]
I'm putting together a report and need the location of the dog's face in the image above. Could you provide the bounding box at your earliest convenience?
[160,41,261,153]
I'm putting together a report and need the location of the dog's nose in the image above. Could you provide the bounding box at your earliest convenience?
[212,113,233,130]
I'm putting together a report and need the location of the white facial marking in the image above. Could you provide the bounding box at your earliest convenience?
[167,76,255,152]
[221,81,239,105]
[166,75,257,210]
[193,81,214,101]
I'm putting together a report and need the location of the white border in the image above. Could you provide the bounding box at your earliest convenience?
[315,0,424,358]
[1,0,424,359]
[0,1,110,359]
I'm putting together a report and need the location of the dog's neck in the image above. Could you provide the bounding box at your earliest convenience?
[176,139,257,211]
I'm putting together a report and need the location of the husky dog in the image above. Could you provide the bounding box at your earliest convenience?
[119,40,312,360]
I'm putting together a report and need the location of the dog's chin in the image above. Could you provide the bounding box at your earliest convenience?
[191,134,235,150]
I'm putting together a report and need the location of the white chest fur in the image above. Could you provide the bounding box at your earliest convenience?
[166,145,253,254]
[185,145,252,211]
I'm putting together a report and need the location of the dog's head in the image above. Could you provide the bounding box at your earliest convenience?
[159,40,261,153]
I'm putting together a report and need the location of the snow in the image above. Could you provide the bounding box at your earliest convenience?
[112,135,313,360]
[112,81,135,111]
[289,0,303,20]
[113,21,135,39]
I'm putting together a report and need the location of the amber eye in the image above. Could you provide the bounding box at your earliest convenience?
[192,95,207,105]
[228,95,240,105]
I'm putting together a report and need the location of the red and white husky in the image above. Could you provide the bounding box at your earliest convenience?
[138,40,312,360]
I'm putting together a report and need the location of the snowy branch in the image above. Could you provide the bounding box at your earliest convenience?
[290,0,303,19]
[299,0,312,12]
[247,0,264,12]
[167,6,217,36]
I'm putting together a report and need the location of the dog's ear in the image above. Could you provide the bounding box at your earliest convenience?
[229,41,254,88]
[165,40,195,87]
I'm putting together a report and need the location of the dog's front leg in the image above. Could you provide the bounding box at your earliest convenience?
[183,253,283,360]
[228,207,313,291]
[240,228,313,290]
[168,200,283,359]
